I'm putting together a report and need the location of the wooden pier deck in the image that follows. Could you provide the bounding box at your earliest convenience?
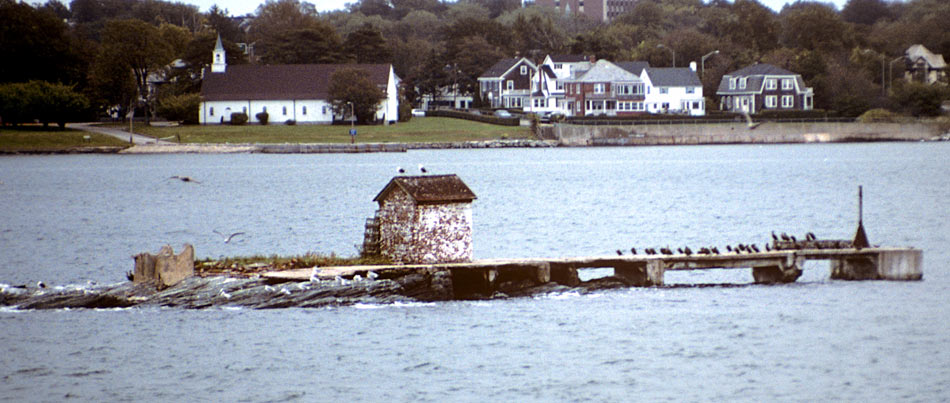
[262,247,922,293]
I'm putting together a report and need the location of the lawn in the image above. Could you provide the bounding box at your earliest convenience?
[0,126,128,152]
[123,117,531,144]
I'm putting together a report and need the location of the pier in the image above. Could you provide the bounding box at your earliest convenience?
[262,247,922,298]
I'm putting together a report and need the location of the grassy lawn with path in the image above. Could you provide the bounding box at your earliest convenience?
[121,117,530,144]
[0,126,129,152]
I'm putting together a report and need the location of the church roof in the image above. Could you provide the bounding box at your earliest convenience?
[200,64,391,101]
[373,174,476,205]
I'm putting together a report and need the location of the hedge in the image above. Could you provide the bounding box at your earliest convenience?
[425,109,519,126]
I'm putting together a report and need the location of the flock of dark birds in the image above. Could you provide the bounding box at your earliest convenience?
[616,231,819,257]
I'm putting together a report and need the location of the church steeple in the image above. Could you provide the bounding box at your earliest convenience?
[211,34,226,73]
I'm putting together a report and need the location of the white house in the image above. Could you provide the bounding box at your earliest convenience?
[640,64,705,116]
[524,55,593,116]
[199,36,399,125]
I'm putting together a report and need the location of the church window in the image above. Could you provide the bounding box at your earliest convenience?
[282,106,287,115]
[302,106,307,115]
[209,107,214,116]
[262,106,267,112]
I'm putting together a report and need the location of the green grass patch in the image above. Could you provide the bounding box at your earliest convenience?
[195,252,391,278]
[0,125,128,151]
[118,117,530,144]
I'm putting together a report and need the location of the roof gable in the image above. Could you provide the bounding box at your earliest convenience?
[480,58,536,79]
[373,174,476,205]
[200,64,391,101]
[727,63,796,77]
[906,44,947,69]
[572,60,640,82]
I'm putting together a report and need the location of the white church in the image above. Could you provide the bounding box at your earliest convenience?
[198,36,400,125]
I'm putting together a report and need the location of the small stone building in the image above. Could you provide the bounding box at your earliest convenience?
[372,174,476,264]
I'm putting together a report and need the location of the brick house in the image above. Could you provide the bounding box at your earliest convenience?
[716,63,814,114]
[478,57,537,109]
[372,174,477,264]
[562,59,646,116]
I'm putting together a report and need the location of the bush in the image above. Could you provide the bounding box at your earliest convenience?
[156,93,200,124]
[230,112,248,125]
[0,81,89,128]
[857,108,903,123]
[285,119,296,125]
[424,109,519,126]
[398,101,412,122]
[255,111,269,125]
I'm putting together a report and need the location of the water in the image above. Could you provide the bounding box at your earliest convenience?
[1,143,949,401]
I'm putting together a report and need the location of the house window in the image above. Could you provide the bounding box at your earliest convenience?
[209,107,214,116]
[766,79,777,90]
[507,80,514,90]
[661,102,669,110]
[635,102,643,111]
[729,78,736,90]
[659,87,669,94]
[322,106,327,114]
[511,97,522,107]
[302,106,307,115]
[782,95,794,108]
[686,87,695,94]
[594,83,605,93]
[738,78,747,89]
[520,65,527,75]
[692,101,701,110]
[557,82,564,91]
[782,79,794,90]
[554,63,562,69]
[765,95,777,108]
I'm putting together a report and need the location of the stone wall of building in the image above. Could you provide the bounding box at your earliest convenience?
[376,189,474,264]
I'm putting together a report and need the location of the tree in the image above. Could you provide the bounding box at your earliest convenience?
[344,23,393,63]
[206,5,244,43]
[0,1,89,85]
[779,2,848,52]
[842,0,891,25]
[259,25,346,64]
[248,0,322,45]
[0,81,89,128]
[95,19,174,124]
[889,81,950,116]
[157,93,200,124]
[328,68,386,124]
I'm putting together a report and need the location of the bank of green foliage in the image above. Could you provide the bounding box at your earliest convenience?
[255,111,269,125]
[425,109,519,126]
[857,108,904,123]
[0,81,89,128]
[888,81,950,117]
[398,100,413,122]
[156,93,200,124]
[230,112,248,125]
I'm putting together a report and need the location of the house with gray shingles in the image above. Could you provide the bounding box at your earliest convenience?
[904,44,947,85]
[562,59,646,116]
[716,63,814,114]
[199,36,399,125]
[640,66,705,116]
[478,57,537,109]
[372,174,477,264]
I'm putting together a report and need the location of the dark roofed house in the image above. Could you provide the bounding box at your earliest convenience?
[640,66,705,116]
[478,57,537,109]
[716,63,813,114]
[199,37,399,125]
[371,174,477,264]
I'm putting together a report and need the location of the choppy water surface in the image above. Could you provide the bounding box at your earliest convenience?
[1,143,949,401]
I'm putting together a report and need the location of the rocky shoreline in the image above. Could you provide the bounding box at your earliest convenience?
[0,272,636,310]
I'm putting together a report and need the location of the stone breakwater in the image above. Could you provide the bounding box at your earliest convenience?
[550,121,946,146]
[118,139,555,154]
[0,272,626,310]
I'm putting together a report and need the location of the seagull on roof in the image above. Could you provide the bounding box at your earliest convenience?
[397,167,406,174]
[418,164,428,174]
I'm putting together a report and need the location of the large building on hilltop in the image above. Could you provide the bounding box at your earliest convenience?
[534,0,639,22]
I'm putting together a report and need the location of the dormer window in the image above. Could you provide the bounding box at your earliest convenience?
[738,77,747,89]
[782,79,794,90]
[520,65,527,75]
[729,77,736,90]
[766,78,777,90]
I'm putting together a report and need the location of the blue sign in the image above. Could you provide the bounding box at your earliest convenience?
[349,129,357,136]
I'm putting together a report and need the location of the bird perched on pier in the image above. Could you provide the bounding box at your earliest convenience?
[616,249,623,256]
[750,244,760,253]
[630,247,637,255]
[397,167,406,174]
[677,247,684,254]
[684,247,692,256]
[765,244,771,252]
[806,232,816,241]
[661,247,673,255]
[781,232,790,241]
[419,164,428,174]
[790,235,797,243]
[711,247,720,255]
[726,245,732,252]
[37,281,46,289]
[169,175,200,184]
[772,231,778,241]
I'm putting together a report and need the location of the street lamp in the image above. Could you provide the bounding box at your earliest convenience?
[657,44,675,68]
[346,101,355,144]
[701,50,719,80]
[889,56,905,94]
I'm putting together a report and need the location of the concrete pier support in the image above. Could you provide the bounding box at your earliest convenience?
[751,255,803,284]
[831,249,922,280]
[614,260,665,286]
[133,244,195,289]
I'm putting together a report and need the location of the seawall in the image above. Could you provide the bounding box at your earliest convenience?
[550,121,944,146]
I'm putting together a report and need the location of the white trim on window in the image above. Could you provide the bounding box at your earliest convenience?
[765,95,777,108]
[729,78,736,90]
[594,83,605,94]
[738,77,747,89]
[782,79,794,90]
[506,80,514,90]
[520,65,527,75]
[766,78,777,90]
[782,95,794,108]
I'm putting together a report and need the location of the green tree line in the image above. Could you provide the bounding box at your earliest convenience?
[1,0,948,126]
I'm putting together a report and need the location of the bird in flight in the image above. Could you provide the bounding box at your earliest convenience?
[213,230,245,243]
[169,175,201,184]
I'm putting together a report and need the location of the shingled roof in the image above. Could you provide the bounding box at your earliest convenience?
[373,174,476,205]
[716,63,809,95]
[616,61,650,76]
[200,64,391,101]
[643,67,701,87]
[549,55,590,63]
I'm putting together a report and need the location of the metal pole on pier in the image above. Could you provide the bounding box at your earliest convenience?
[853,185,870,249]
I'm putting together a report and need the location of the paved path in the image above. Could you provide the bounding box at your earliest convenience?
[68,122,173,145]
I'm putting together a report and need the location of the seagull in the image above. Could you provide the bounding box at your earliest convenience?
[213,230,245,244]
[367,271,379,280]
[684,247,692,256]
[740,110,762,130]
[169,175,201,184]
[711,247,720,255]
[781,232,790,241]
[750,244,760,253]
[309,266,320,282]
[397,167,406,174]
[616,249,623,256]
[37,281,46,289]
[806,232,816,241]
[772,231,778,241]
[418,164,428,174]
[630,247,637,255]
[765,244,771,252]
